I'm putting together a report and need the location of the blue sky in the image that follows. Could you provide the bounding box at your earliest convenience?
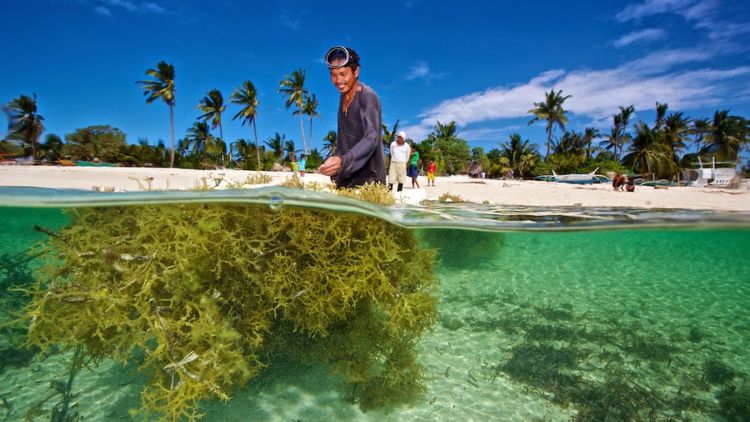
[2,0,749,154]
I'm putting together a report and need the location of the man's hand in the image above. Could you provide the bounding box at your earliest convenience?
[318,156,342,176]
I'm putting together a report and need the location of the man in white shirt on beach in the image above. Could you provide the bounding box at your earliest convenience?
[388,131,410,192]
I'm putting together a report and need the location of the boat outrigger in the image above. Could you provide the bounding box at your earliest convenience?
[552,167,601,184]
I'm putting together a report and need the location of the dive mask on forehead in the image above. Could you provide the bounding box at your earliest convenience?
[325,46,359,69]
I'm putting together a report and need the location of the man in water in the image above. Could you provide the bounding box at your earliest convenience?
[318,46,386,188]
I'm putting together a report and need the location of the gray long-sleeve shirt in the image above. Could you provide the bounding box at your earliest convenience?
[333,82,386,188]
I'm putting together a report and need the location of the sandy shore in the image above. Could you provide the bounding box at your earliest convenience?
[1,165,749,211]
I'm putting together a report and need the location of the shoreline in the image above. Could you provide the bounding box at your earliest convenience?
[1,165,749,211]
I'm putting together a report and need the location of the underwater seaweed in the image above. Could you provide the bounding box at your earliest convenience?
[18,187,438,420]
[703,358,737,385]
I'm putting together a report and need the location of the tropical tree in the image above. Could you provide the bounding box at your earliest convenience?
[63,125,127,162]
[528,89,571,160]
[622,122,671,177]
[600,106,634,161]
[655,102,669,130]
[662,112,691,168]
[500,133,538,178]
[322,130,337,157]
[381,119,401,157]
[39,133,64,162]
[197,89,226,140]
[230,138,261,170]
[264,132,286,160]
[284,139,296,162]
[299,93,319,151]
[582,127,600,161]
[137,61,176,167]
[278,69,308,153]
[420,121,471,175]
[691,118,711,155]
[185,121,211,156]
[230,81,261,170]
[4,94,45,159]
[701,110,750,162]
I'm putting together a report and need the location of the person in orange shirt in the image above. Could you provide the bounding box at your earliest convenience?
[426,158,437,187]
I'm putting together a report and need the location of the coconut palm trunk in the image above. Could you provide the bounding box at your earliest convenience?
[169,104,175,168]
[298,109,307,153]
[253,120,261,170]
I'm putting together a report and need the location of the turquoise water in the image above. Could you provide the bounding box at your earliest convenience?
[1,187,749,421]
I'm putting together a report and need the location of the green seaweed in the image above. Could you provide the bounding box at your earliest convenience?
[703,359,736,385]
[716,384,750,422]
[18,186,437,420]
[418,229,504,269]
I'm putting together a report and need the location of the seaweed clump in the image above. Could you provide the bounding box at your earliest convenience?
[20,188,437,420]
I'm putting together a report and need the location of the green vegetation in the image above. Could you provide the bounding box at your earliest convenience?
[19,186,437,420]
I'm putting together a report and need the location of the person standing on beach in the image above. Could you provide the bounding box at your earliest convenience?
[298,154,306,177]
[388,131,410,192]
[427,158,437,187]
[318,46,386,188]
[408,144,420,189]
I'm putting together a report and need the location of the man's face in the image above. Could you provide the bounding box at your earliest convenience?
[396,136,404,144]
[329,65,359,94]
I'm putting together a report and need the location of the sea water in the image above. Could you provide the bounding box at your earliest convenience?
[1,187,749,421]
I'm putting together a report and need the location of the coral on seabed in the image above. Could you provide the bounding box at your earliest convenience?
[20,185,437,421]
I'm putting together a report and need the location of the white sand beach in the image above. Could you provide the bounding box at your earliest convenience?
[1,165,749,211]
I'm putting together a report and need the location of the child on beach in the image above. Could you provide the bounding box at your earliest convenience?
[427,159,436,186]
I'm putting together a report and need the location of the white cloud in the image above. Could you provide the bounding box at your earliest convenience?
[91,0,168,15]
[102,0,137,13]
[615,0,707,22]
[613,28,666,48]
[615,0,748,42]
[93,5,111,16]
[402,48,750,140]
[404,61,446,82]
[142,2,165,13]
[280,10,301,30]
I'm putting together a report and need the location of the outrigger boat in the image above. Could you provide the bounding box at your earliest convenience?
[552,167,601,184]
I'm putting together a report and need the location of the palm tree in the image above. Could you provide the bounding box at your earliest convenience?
[185,121,211,156]
[230,138,257,169]
[231,81,261,170]
[264,132,286,160]
[663,112,690,154]
[702,110,750,162]
[284,139,296,162]
[278,69,308,153]
[691,118,711,154]
[434,120,458,140]
[500,133,537,178]
[381,119,400,156]
[5,94,45,160]
[655,102,669,130]
[137,61,176,167]
[298,93,319,153]
[622,122,671,177]
[197,89,226,140]
[528,89,572,161]
[322,130,337,157]
[615,105,635,160]
[582,127,600,161]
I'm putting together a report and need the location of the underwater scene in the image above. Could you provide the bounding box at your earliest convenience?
[1,186,750,421]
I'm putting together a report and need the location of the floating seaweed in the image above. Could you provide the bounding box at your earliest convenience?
[17,185,438,420]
